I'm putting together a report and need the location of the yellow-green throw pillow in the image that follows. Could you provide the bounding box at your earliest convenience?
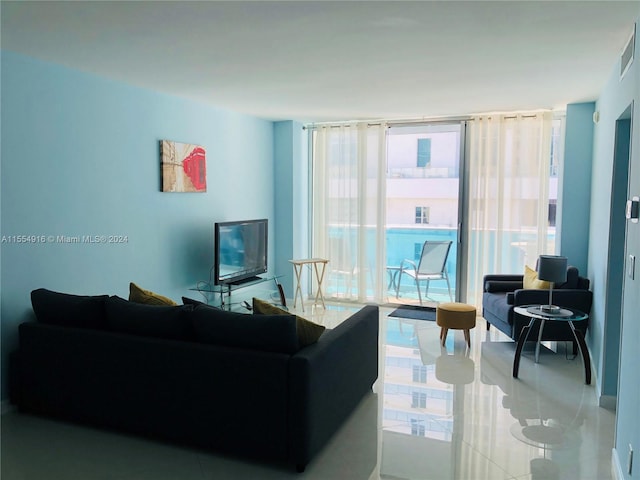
[252,297,326,348]
[523,265,551,290]
[129,282,177,306]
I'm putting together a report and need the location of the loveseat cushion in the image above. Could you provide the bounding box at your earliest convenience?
[252,298,326,348]
[31,288,109,329]
[105,296,193,340]
[557,266,579,289]
[484,280,523,293]
[191,305,298,354]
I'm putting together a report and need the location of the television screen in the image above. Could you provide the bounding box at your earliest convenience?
[214,219,268,285]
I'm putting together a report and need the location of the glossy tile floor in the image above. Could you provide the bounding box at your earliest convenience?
[1,302,616,480]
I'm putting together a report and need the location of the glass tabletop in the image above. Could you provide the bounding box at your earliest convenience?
[514,305,588,321]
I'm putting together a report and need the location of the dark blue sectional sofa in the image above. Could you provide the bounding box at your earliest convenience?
[10,289,379,472]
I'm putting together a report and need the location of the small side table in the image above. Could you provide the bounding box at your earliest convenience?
[289,258,329,312]
[512,305,590,384]
[387,266,401,291]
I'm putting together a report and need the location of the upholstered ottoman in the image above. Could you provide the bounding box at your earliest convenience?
[436,302,477,348]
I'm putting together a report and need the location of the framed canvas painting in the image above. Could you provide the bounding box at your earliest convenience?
[160,140,206,192]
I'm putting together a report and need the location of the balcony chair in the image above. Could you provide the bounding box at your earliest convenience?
[395,240,453,304]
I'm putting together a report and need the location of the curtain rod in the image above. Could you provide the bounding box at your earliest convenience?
[302,112,556,130]
[303,118,470,130]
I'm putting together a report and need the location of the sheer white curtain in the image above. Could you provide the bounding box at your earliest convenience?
[466,112,555,306]
[312,123,388,303]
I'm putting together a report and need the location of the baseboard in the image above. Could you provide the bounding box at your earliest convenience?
[1,399,15,415]
[600,394,617,411]
[612,447,625,480]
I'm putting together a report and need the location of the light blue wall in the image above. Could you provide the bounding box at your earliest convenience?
[273,121,308,300]
[560,102,594,274]
[274,121,296,295]
[590,15,640,479]
[0,51,275,399]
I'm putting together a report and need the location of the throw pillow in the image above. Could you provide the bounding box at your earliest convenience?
[558,266,579,289]
[30,288,109,329]
[523,265,551,290]
[129,282,177,306]
[105,296,193,340]
[252,297,326,348]
[182,296,221,310]
[191,304,298,354]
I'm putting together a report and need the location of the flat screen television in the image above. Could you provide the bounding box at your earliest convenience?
[214,219,268,285]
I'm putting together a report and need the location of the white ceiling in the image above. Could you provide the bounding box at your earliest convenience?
[1,1,638,123]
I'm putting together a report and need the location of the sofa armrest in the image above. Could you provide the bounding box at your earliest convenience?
[288,305,379,469]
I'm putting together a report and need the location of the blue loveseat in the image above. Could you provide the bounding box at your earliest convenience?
[482,266,592,343]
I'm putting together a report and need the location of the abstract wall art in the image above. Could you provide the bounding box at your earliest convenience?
[160,140,207,192]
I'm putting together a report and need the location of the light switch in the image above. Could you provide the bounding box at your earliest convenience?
[626,196,639,223]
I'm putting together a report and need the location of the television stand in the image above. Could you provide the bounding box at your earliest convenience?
[228,276,263,286]
[190,275,283,310]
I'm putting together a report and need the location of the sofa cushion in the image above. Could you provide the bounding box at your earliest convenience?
[129,282,177,306]
[523,265,551,289]
[105,296,193,340]
[181,296,223,310]
[191,305,298,354]
[557,266,579,289]
[182,296,206,306]
[252,298,326,348]
[30,288,109,329]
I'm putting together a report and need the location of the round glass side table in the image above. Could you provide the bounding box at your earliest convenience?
[512,305,590,384]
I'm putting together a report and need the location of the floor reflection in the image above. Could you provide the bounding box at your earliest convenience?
[380,309,614,480]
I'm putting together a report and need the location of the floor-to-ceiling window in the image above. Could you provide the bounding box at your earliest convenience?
[309,112,562,307]
[466,112,562,306]
[311,123,388,304]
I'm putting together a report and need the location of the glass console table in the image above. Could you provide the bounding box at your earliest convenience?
[513,305,590,385]
[190,275,283,310]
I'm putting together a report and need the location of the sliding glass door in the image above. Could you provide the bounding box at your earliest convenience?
[386,123,464,306]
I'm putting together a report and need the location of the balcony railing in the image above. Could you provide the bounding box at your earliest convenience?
[323,225,556,303]
[388,166,457,179]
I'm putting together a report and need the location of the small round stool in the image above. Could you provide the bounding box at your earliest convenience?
[436,302,477,348]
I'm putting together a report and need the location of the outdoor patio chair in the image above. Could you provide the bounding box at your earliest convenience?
[395,240,453,304]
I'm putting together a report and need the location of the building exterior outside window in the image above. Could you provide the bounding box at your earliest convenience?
[411,419,425,436]
[415,206,429,224]
[412,364,427,383]
[417,138,431,167]
[412,391,427,408]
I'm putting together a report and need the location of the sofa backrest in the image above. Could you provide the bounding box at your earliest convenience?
[29,289,322,355]
[557,266,590,290]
